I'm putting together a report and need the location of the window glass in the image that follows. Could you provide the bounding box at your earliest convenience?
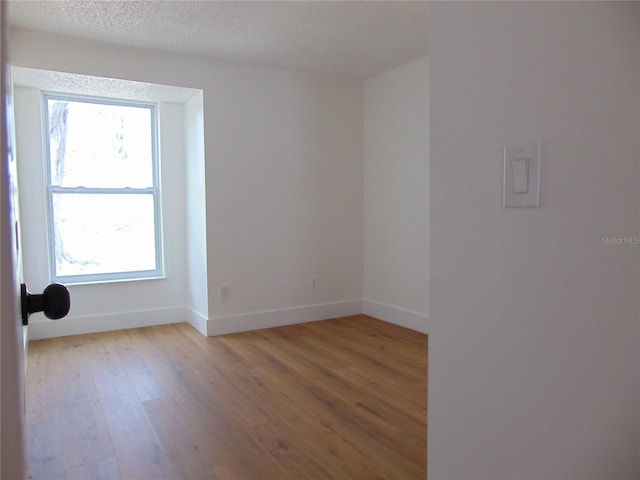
[52,193,157,277]
[47,98,153,188]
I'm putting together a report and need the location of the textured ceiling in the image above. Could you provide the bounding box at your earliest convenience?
[8,1,429,79]
[12,66,201,102]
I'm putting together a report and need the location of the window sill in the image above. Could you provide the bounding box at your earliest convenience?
[54,274,166,287]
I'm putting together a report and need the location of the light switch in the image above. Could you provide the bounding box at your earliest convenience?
[512,158,529,193]
[503,141,540,208]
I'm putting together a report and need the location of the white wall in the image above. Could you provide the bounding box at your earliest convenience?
[363,56,429,332]
[428,3,640,479]
[10,29,364,336]
[203,65,364,334]
[184,92,209,334]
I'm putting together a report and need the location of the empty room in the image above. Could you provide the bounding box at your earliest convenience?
[2,2,640,480]
[2,1,429,479]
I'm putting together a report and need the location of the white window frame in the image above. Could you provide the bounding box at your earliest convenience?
[42,92,164,284]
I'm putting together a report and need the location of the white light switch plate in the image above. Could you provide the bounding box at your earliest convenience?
[503,141,540,208]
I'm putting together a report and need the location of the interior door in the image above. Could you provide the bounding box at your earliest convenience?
[0,1,26,477]
[1,11,72,475]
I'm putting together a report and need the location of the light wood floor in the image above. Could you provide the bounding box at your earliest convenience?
[25,315,427,479]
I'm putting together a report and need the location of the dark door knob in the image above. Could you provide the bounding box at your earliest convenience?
[21,283,70,325]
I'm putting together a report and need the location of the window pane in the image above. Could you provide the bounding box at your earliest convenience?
[47,98,153,188]
[52,193,157,277]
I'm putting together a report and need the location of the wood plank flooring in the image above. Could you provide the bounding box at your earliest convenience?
[25,315,427,479]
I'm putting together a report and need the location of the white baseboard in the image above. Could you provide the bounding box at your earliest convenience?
[206,299,363,336]
[363,299,429,334]
[26,299,427,340]
[186,307,208,336]
[28,306,186,340]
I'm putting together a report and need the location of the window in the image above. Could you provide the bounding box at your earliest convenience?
[43,93,163,283]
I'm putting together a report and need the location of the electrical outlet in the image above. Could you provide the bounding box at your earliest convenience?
[220,285,231,302]
[310,278,318,290]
